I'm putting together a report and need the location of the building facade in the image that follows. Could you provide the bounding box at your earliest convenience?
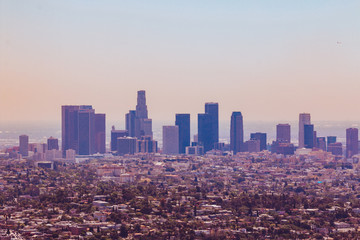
[230,112,244,154]
[175,113,190,154]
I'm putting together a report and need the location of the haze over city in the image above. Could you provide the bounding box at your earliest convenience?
[1,0,360,123]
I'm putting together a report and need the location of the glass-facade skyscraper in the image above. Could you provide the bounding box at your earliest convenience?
[205,102,219,145]
[230,112,244,154]
[198,113,213,152]
[304,124,314,149]
[175,114,190,154]
[299,113,311,148]
[62,105,106,155]
[346,128,358,158]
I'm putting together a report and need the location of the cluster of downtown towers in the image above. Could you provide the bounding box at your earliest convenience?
[61,90,359,158]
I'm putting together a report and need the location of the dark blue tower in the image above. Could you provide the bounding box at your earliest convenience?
[175,114,190,154]
[198,113,213,152]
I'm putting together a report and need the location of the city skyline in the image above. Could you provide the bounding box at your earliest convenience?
[1,1,360,123]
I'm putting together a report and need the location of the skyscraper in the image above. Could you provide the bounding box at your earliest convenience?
[276,124,291,143]
[62,105,81,155]
[346,128,358,158]
[62,105,106,155]
[127,90,153,139]
[125,110,136,137]
[111,126,128,152]
[94,113,106,153]
[250,132,267,151]
[78,106,95,155]
[47,137,59,150]
[175,114,190,154]
[230,112,244,154]
[19,135,29,157]
[136,90,148,119]
[304,124,314,149]
[299,113,311,148]
[117,137,137,155]
[316,137,326,151]
[198,113,213,152]
[205,102,219,144]
[327,136,337,150]
[162,126,179,155]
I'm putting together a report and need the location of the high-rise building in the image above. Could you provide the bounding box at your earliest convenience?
[175,114,190,154]
[125,110,136,137]
[95,113,106,153]
[19,135,29,157]
[111,127,128,152]
[299,113,311,148]
[62,105,82,155]
[327,136,337,150]
[136,90,148,119]
[198,113,213,153]
[117,137,137,155]
[276,124,291,143]
[127,90,153,139]
[162,126,179,155]
[62,105,105,155]
[316,137,326,151]
[250,132,267,151]
[346,128,358,158]
[304,124,314,149]
[205,102,219,145]
[141,118,153,137]
[47,137,59,150]
[78,107,95,155]
[230,112,244,154]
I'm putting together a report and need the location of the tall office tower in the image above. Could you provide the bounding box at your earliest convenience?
[142,118,153,136]
[125,110,136,137]
[299,113,311,148]
[127,90,153,138]
[276,124,291,143]
[62,105,81,155]
[346,128,359,158]
[94,113,106,153]
[313,131,318,148]
[304,124,314,149]
[327,136,337,150]
[205,102,219,144]
[47,137,59,150]
[19,135,29,157]
[250,132,267,151]
[317,137,326,151]
[175,114,190,154]
[162,126,179,154]
[78,107,95,155]
[117,137,137,155]
[111,126,128,152]
[136,90,148,119]
[230,112,244,154]
[198,113,213,152]
[62,105,105,155]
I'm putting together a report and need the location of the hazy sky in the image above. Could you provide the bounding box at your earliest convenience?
[1,0,360,124]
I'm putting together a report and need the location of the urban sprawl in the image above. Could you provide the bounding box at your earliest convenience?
[1,91,360,239]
